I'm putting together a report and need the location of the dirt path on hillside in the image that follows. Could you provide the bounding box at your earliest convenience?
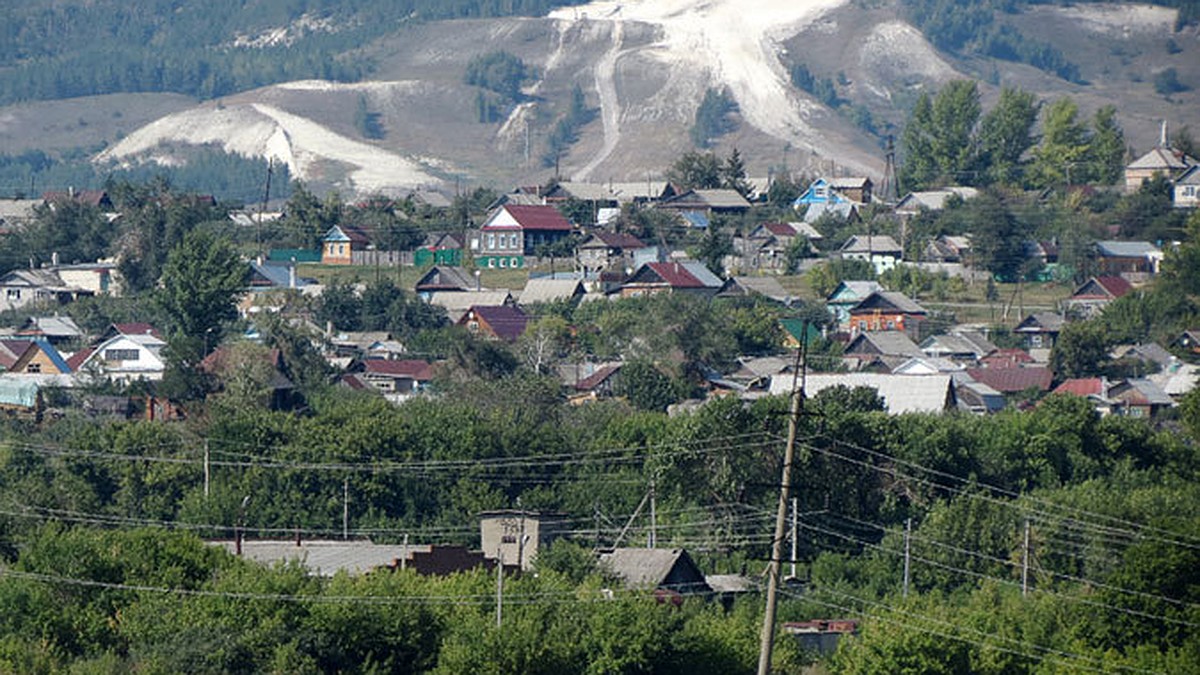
[573,21,624,181]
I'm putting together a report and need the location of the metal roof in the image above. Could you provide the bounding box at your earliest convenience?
[768,373,955,414]
[211,540,426,577]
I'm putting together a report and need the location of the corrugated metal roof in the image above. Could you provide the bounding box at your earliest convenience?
[211,540,426,576]
[1095,241,1160,258]
[519,278,584,304]
[767,373,954,414]
[502,205,573,231]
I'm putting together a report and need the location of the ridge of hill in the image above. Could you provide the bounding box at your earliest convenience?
[1,0,1198,197]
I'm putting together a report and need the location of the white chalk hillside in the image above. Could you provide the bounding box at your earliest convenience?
[549,0,879,175]
[96,90,439,194]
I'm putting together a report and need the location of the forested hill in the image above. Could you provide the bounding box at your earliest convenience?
[0,0,585,105]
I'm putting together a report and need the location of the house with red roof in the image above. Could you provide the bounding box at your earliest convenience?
[1065,276,1133,318]
[458,305,529,341]
[966,367,1053,395]
[474,204,574,269]
[618,261,725,298]
[354,359,436,399]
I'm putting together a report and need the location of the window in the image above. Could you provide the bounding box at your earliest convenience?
[501,535,517,544]
[104,349,139,361]
[487,259,495,269]
[5,289,18,300]
[510,233,519,249]
[26,363,40,373]
[487,234,496,250]
[499,257,507,268]
[1185,186,1197,197]
[512,258,520,268]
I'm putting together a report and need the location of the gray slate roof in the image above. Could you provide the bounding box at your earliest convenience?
[768,373,955,414]
[212,540,425,577]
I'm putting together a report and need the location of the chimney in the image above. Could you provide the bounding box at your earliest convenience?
[51,251,59,268]
[288,257,297,289]
[1161,120,1168,147]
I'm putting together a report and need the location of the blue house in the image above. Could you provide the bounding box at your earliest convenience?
[792,178,850,208]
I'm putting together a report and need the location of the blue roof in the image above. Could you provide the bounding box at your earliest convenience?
[32,339,72,373]
[793,178,850,207]
[680,210,710,229]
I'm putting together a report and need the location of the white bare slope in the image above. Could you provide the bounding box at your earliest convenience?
[549,0,880,176]
[96,88,439,194]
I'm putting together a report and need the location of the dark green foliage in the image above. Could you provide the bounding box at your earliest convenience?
[666,151,723,191]
[1154,67,1189,95]
[615,361,685,412]
[464,50,530,102]
[0,1,584,106]
[690,87,739,148]
[902,0,1082,81]
[788,63,841,108]
[899,81,981,191]
[353,94,385,140]
[542,84,595,167]
[155,229,249,361]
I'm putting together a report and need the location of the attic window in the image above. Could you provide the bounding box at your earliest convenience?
[105,349,139,361]
[26,363,40,373]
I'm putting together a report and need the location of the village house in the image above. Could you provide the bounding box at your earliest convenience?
[321,224,371,265]
[1175,165,1200,208]
[1124,143,1196,192]
[0,199,41,234]
[618,261,724,298]
[839,234,902,274]
[599,548,712,596]
[826,280,882,326]
[458,305,529,341]
[69,324,168,383]
[1094,241,1162,277]
[413,233,464,267]
[922,235,972,264]
[792,178,855,209]
[1014,312,1065,351]
[414,265,479,296]
[474,204,574,269]
[15,316,83,346]
[0,268,94,312]
[347,358,436,401]
[893,187,979,218]
[657,188,752,215]
[847,290,928,338]
[1065,276,1133,318]
[575,231,647,277]
[0,339,72,376]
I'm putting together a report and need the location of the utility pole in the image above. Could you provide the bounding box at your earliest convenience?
[256,158,273,258]
[343,477,350,540]
[203,439,210,499]
[648,479,657,549]
[1022,520,1030,597]
[757,327,807,675]
[790,497,798,580]
[496,548,504,628]
[903,518,912,599]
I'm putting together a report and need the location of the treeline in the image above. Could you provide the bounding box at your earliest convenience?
[900,81,1125,191]
[0,0,585,105]
[901,0,1084,82]
[690,87,739,148]
[0,147,289,206]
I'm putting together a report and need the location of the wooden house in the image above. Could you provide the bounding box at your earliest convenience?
[322,225,371,265]
[0,339,72,376]
[1013,312,1065,350]
[458,305,529,341]
[847,291,928,338]
[826,280,882,326]
[576,231,647,277]
[618,261,724,298]
[1065,276,1133,318]
[474,204,573,269]
[1094,241,1161,276]
[599,548,711,596]
[839,235,902,274]
[1124,145,1195,191]
[1175,165,1200,208]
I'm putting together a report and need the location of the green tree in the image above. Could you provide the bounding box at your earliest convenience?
[615,360,683,412]
[1050,321,1110,379]
[719,148,750,196]
[1028,97,1090,189]
[1088,105,1125,185]
[976,87,1039,186]
[155,229,248,360]
[961,190,1028,281]
[666,151,723,191]
[900,80,981,190]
